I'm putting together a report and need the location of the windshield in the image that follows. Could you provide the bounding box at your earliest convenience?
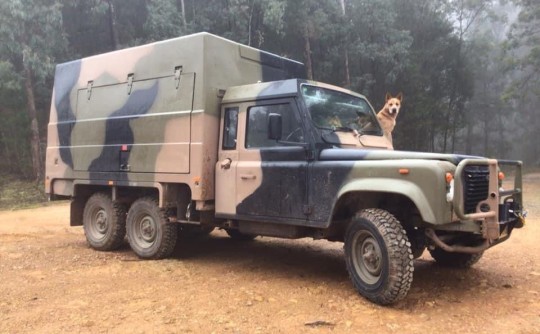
[301,85,382,135]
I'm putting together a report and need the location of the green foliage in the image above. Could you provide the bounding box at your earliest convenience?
[144,0,184,42]
[0,0,68,181]
[0,109,33,177]
[346,0,412,96]
[0,0,67,82]
[504,0,540,101]
[0,61,23,108]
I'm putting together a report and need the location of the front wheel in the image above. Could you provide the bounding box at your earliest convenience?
[126,197,177,259]
[344,209,414,305]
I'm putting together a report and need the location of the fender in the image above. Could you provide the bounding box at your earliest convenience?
[336,178,437,224]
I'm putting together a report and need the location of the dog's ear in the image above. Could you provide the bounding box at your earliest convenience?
[396,92,403,101]
[385,93,392,101]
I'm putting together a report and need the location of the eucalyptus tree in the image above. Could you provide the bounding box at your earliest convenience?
[504,0,540,164]
[0,0,68,181]
[505,0,540,101]
[0,61,31,176]
[144,0,184,42]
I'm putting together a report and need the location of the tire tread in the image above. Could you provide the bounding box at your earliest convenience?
[126,197,177,259]
[345,208,414,305]
[83,192,126,251]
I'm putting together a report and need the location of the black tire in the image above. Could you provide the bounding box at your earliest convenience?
[126,197,177,259]
[226,229,256,241]
[429,248,483,268]
[83,192,126,251]
[344,209,414,305]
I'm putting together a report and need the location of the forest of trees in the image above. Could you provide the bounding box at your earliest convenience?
[0,0,538,181]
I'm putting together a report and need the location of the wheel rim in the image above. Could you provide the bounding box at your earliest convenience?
[351,230,383,285]
[134,214,157,248]
[88,208,108,240]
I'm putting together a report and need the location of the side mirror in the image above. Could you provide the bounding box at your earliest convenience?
[268,113,282,140]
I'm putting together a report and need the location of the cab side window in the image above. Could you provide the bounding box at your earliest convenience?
[223,107,238,150]
[246,103,304,148]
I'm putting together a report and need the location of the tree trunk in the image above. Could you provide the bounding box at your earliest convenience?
[0,126,12,171]
[465,121,473,154]
[442,103,451,152]
[339,0,351,87]
[247,0,255,46]
[180,0,187,27]
[106,0,119,50]
[304,24,313,80]
[24,66,43,181]
[450,103,462,152]
[483,119,489,156]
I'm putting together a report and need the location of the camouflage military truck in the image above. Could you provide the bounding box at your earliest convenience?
[46,32,525,305]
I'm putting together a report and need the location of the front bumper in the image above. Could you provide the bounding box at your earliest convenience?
[427,159,524,253]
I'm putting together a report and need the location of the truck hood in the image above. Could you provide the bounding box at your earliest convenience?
[318,148,483,165]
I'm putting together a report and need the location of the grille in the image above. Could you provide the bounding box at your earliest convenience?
[462,165,490,214]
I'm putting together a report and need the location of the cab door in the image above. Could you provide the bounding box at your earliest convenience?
[215,106,240,216]
[235,99,309,220]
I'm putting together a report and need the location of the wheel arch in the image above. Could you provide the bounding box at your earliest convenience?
[325,179,436,239]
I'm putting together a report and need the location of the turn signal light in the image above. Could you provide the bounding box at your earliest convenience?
[498,171,505,180]
[399,169,409,175]
[445,172,453,184]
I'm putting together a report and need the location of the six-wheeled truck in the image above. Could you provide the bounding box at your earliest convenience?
[45,32,525,305]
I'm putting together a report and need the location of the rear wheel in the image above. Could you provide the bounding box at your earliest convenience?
[429,248,483,268]
[126,197,177,259]
[344,209,414,305]
[83,192,126,251]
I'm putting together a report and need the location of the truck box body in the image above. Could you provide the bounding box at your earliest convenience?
[46,32,305,201]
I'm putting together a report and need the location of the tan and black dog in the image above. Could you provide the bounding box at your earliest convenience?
[377,92,402,144]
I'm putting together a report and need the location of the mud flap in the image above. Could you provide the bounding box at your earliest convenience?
[70,198,85,226]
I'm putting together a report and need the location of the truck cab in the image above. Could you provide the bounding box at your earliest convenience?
[214,79,525,304]
[216,79,390,221]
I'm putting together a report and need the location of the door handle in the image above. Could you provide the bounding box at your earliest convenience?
[240,174,256,180]
[220,158,232,170]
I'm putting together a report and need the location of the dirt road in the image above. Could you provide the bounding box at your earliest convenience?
[1,176,540,333]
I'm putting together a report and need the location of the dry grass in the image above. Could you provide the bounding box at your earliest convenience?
[0,173,47,210]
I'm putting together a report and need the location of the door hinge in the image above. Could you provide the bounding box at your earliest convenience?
[86,81,93,100]
[174,66,183,89]
[127,73,134,95]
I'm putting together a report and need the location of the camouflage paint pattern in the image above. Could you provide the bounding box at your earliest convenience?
[46,32,304,205]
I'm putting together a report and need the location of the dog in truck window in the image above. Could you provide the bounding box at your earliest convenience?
[377,92,402,144]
